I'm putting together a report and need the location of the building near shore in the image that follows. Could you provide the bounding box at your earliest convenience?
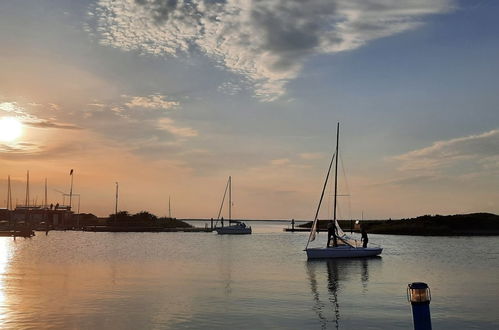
[10,205,74,228]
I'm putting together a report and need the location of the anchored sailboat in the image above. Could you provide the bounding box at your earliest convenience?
[305,123,382,259]
[214,176,251,235]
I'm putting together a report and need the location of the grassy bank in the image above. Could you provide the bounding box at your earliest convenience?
[299,213,499,236]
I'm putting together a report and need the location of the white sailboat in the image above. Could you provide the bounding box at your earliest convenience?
[214,176,252,235]
[305,123,382,259]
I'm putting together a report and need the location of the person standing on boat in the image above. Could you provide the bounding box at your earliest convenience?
[361,226,368,248]
[327,220,338,248]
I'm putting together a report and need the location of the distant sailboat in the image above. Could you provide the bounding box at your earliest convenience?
[305,123,382,259]
[214,176,251,235]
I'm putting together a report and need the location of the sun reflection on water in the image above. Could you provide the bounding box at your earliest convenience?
[0,238,13,326]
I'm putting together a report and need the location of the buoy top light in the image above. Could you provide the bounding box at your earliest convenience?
[407,282,431,304]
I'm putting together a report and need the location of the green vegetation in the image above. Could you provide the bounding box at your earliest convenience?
[366,213,499,236]
[299,220,360,231]
[298,213,499,236]
[108,211,192,228]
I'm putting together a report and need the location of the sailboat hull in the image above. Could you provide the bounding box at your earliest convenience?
[306,246,382,259]
[215,226,252,235]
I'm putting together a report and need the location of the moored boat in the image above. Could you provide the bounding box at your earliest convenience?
[215,220,251,235]
[305,123,382,259]
[214,176,251,235]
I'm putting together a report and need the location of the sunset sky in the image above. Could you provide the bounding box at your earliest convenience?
[0,0,498,219]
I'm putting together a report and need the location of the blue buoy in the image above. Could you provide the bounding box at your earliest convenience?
[407,282,432,330]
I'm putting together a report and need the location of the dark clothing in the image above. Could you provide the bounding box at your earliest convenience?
[361,229,368,248]
[327,221,338,248]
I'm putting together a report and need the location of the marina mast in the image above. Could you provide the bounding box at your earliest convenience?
[25,170,30,207]
[333,123,339,222]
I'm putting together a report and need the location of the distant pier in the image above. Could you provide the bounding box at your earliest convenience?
[83,226,213,233]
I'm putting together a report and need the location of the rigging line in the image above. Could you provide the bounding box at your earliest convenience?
[214,177,230,228]
[306,152,336,249]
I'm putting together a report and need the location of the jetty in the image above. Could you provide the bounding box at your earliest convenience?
[83,226,211,232]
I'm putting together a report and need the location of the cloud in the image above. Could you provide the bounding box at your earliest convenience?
[0,143,40,154]
[24,120,81,130]
[271,158,290,166]
[157,118,198,137]
[217,81,245,96]
[370,174,437,187]
[124,94,179,110]
[81,95,196,155]
[394,129,499,172]
[0,101,25,114]
[0,142,78,160]
[300,152,324,160]
[0,101,79,130]
[92,0,455,101]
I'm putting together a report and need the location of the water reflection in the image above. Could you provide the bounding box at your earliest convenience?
[217,236,235,296]
[306,258,380,329]
[0,238,14,327]
[361,258,370,293]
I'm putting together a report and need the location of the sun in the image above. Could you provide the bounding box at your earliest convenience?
[0,117,23,142]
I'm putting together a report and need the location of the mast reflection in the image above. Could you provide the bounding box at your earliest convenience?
[306,258,379,329]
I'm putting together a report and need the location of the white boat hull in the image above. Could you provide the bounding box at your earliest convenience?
[215,226,252,235]
[306,246,382,259]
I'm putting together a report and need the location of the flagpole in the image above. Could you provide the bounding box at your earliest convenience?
[69,169,74,210]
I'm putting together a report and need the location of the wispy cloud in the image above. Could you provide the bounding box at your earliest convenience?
[369,174,437,187]
[80,94,199,161]
[394,129,499,172]
[0,142,80,160]
[271,158,291,166]
[0,101,80,130]
[157,118,197,137]
[24,120,81,130]
[300,152,324,160]
[91,0,455,101]
[124,94,179,110]
[0,101,25,114]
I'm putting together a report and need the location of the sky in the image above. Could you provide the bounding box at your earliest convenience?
[0,0,498,219]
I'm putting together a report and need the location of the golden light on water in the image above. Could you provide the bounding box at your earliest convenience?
[0,117,23,142]
[0,239,12,327]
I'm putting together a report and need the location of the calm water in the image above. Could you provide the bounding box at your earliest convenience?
[0,222,498,329]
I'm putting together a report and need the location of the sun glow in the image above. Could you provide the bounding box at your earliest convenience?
[0,117,23,142]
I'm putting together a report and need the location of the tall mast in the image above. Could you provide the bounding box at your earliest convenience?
[7,175,12,210]
[115,182,119,216]
[69,169,74,210]
[25,170,30,207]
[333,122,339,222]
[229,176,232,221]
[44,178,48,208]
[168,196,171,218]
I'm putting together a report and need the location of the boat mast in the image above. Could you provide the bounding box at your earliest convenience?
[168,196,171,218]
[215,177,230,227]
[44,178,48,208]
[69,169,74,211]
[333,122,339,222]
[25,170,30,207]
[115,182,119,216]
[228,176,232,222]
[7,175,12,210]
